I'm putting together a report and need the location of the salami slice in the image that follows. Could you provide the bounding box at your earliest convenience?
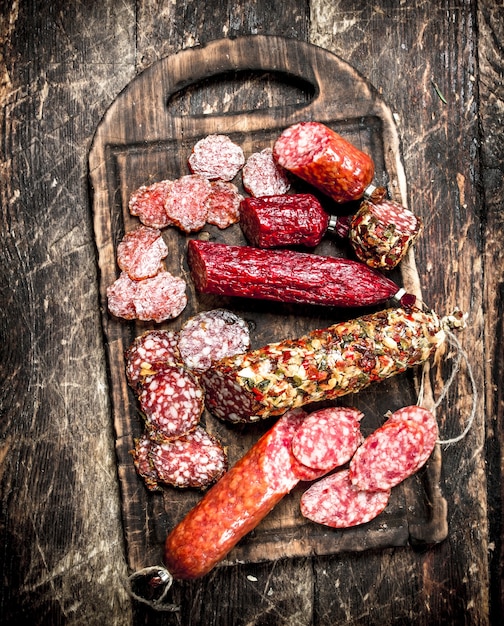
[149,426,227,489]
[300,469,390,528]
[177,309,251,374]
[106,271,139,320]
[164,175,212,233]
[291,407,364,471]
[386,405,438,470]
[139,364,204,440]
[125,330,181,391]
[117,225,168,281]
[131,434,161,492]
[349,419,426,491]
[206,180,243,229]
[128,180,174,229]
[188,135,245,181]
[242,148,291,197]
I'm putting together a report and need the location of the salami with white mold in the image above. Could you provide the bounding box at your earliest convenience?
[188,134,245,181]
[242,148,291,197]
[164,174,211,233]
[117,225,168,281]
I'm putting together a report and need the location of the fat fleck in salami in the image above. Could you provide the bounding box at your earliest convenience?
[163,409,305,579]
[116,225,168,281]
[206,180,243,229]
[131,433,161,492]
[386,405,438,470]
[349,199,423,270]
[273,122,376,203]
[177,309,251,374]
[128,180,173,229]
[187,240,405,309]
[200,306,446,423]
[125,330,181,391]
[300,469,391,528]
[188,134,245,181]
[242,148,291,197]
[164,175,212,233]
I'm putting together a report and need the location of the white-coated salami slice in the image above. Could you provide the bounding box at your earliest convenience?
[206,180,243,229]
[188,134,245,181]
[164,174,212,233]
[242,148,291,197]
[125,330,181,391]
[117,225,168,281]
[300,469,390,528]
[386,405,438,471]
[128,180,174,229]
[133,271,187,322]
[106,271,139,320]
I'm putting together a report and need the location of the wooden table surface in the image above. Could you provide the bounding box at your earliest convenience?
[1,1,502,624]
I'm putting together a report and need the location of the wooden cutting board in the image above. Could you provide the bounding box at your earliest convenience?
[88,35,447,574]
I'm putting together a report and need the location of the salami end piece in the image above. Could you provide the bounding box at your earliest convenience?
[125,330,181,391]
[131,434,162,492]
[188,135,245,181]
[128,180,174,229]
[242,148,291,197]
[117,225,168,281]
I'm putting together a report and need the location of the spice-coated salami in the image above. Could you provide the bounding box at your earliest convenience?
[188,134,245,181]
[116,225,168,281]
[206,180,243,229]
[273,122,375,203]
[241,148,291,197]
[131,433,162,492]
[128,180,173,229]
[200,306,445,423]
[125,330,181,391]
[187,240,404,309]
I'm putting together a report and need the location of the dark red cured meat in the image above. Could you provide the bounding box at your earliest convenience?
[149,426,227,489]
[242,148,291,197]
[291,407,364,471]
[188,135,245,181]
[139,364,204,440]
[187,239,402,308]
[177,309,250,374]
[206,180,243,229]
[125,330,181,391]
[300,469,390,528]
[163,409,305,579]
[117,225,168,281]
[164,175,212,233]
[273,122,375,203]
[131,433,162,492]
[386,405,438,470]
[128,180,174,229]
[349,419,426,491]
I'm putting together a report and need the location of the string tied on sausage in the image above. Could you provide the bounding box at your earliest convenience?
[126,566,179,611]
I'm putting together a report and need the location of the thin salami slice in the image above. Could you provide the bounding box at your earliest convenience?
[206,180,243,229]
[386,405,438,470]
[188,135,245,181]
[291,407,364,471]
[117,225,168,281]
[125,330,181,391]
[139,364,204,440]
[128,180,174,229]
[349,419,425,491]
[242,148,291,197]
[133,271,187,322]
[177,309,251,374]
[131,434,161,492]
[149,426,227,489]
[164,175,212,233]
[106,271,138,320]
[300,469,390,528]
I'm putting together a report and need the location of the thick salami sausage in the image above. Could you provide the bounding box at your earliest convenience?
[128,180,173,229]
[188,134,245,181]
[187,240,405,309]
[116,225,168,281]
[125,330,181,391]
[206,180,243,229]
[241,148,291,197]
[200,306,446,423]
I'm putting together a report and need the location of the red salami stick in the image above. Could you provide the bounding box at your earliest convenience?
[187,240,407,309]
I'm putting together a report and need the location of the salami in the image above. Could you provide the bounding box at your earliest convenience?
[273,122,375,203]
[187,240,405,309]
[116,225,168,281]
[138,364,204,440]
[177,309,251,374]
[241,148,291,197]
[125,329,181,391]
[131,434,161,492]
[106,271,138,320]
[386,405,438,470]
[164,175,212,233]
[200,306,446,423]
[349,199,423,270]
[128,180,173,229]
[300,469,391,528]
[188,134,245,181]
[206,180,243,229]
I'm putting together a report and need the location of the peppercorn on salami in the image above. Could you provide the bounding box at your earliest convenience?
[201,306,445,423]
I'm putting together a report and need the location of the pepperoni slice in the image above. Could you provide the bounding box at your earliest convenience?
[106,271,138,320]
[300,469,390,528]
[128,180,173,229]
[206,180,243,229]
[149,426,228,489]
[291,407,364,471]
[242,148,291,197]
[131,434,161,491]
[163,174,212,233]
[125,330,181,391]
[139,364,204,440]
[177,309,251,374]
[188,134,245,181]
[386,405,438,471]
[117,225,168,281]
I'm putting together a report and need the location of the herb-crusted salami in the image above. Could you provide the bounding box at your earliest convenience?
[125,330,181,391]
[117,225,168,281]
[188,134,245,181]
[242,148,291,197]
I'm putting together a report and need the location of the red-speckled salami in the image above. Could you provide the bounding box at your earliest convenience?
[206,180,243,229]
[106,271,139,320]
[149,426,227,489]
[291,407,364,471]
[164,175,212,233]
[177,309,251,374]
[386,405,438,470]
[349,419,426,491]
[300,469,390,528]
[131,434,161,492]
[129,180,173,229]
[188,135,245,181]
[242,148,291,197]
[139,364,204,440]
[273,122,375,203]
[117,225,168,281]
[187,240,403,309]
[125,330,181,391]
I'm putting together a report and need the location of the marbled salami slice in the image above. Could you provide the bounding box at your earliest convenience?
[291,407,364,471]
[164,175,212,233]
[106,271,138,320]
[125,330,181,391]
[133,271,187,322]
[149,426,227,489]
[206,180,243,229]
[300,469,390,528]
[386,405,438,470]
[128,180,174,229]
[177,309,251,374]
[188,135,245,181]
[242,148,291,197]
[117,225,168,281]
[131,433,161,492]
[139,364,204,440]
